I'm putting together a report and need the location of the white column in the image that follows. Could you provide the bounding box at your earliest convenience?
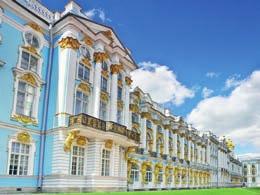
[140,117,147,149]
[180,137,185,159]
[164,129,169,155]
[152,122,157,152]
[109,67,118,122]
[206,143,210,164]
[92,42,105,118]
[57,31,79,127]
[124,76,132,129]
[188,140,191,161]
[173,134,177,157]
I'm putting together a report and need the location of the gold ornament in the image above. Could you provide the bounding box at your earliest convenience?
[93,52,108,63]
[110,64,123,74]
[17,131,31,144]
[125,146,136,160]
[22,46,39,56]
[101,30,113,42]
[100,91,109,102]
[81,57,92,68]
[58,37,80,50]
[117,100,124,110]
[129,104,139,113]
[20,73,38,87]
[83,35,93,46]
[105,139,113,149]
[76,136,87,146]
[125,76,133,86]
[141,112,151,119]
[64,130,80,152]
[12,114,37,125]
[78,83,90,94]
[27,22,44,34]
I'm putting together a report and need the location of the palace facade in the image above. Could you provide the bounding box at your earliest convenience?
[0,0,242,193]
[239,155,260,187]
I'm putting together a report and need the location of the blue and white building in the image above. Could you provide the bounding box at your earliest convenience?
[0,0,242,193]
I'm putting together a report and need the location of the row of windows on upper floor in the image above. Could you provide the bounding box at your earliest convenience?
[11,30,126,124]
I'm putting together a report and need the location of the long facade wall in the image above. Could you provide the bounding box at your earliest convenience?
[0,0,243,193]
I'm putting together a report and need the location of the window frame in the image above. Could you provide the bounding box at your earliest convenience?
[99,101,107,121]
[70,145,85,176]
[130,164,139,183]
[77,63,90,83]
[7,137,35,176]
[74,89,89,115]
[145,166,153,183]
[101,149,111,176]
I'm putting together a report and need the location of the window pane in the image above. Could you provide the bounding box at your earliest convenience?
[32,35,39,48]
[78,64,84,80]
[21,51,30,70]
[30,55,38,73]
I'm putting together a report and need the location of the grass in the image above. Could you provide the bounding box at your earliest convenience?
[44,188,260,195]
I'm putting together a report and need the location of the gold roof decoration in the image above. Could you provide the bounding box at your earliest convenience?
[83,35,94,46]
[20,73,38,87]
[125,76,133,86]
[58,37,80,50]
[17,131,31,144]
[76,136,87,146]
[78,83,90,94]
[27,22,44,34]
[226,138,235,151]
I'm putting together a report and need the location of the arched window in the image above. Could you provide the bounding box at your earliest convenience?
[130,164,139,182]
[145,166,152,183]
[156,137,163,154]
[24,32,39,48]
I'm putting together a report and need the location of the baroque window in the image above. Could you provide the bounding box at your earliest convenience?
[101,76,108,92]
[75,90,88,115]
[20,51,39,74]
[77,63,90,82]
[130,164,139,182]
[101,149,110,176]
[71,146,85,176]
[16,81,35,117]
[145,167,152,183]
[99,101,107,120]
[24,32,39,48]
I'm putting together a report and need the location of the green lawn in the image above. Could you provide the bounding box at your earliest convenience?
[45,188,260,195]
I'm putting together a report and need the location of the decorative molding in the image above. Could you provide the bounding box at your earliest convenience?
[101,70,109,78]
[17,131,31,144]
[76,136,87,146]
[125,76,133,86]
[105,139,113,149]
[101,30,113,42]
[19,73,38,87]
[27,22,43,34]
[110,64,123,74]
[64,130,80,152]
[129,103,139,113]
[78,83,90,94]
[141,112,151,120]
[58,37,80,50]
[83,35,93,46]
[22,46,40,57]
[80,57,92,68]
[93,52,108,63]
[11,114,37,126]
[100,91,109,102]
[117,100,124,110]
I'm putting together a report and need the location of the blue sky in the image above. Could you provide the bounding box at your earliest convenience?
[41,0,260,155]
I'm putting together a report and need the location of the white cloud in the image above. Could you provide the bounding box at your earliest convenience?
[202,87,214,98]
[224,74,243,90]
[206,72,219,78]
[187,70,260,148]
[85,8,111,23]
[131,61,195,105]
[237,153,260,160]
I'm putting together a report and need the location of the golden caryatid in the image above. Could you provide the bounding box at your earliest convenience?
[64,130,80,152]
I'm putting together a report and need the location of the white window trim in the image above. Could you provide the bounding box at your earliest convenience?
[11,73,41,122]
[69,144,87,176]
[100,147,112,176]
[74,87,90,115]
[6,135,36,176]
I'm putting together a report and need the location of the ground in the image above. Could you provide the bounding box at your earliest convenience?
[44,188,260,195]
